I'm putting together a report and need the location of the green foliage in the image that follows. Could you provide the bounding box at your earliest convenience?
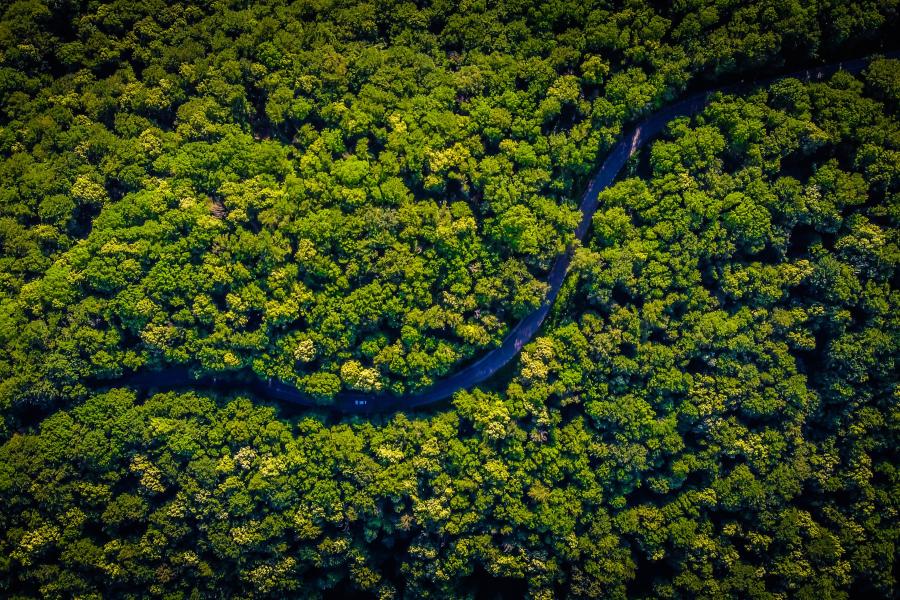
[2,0,893,409]
[0,0,897,598]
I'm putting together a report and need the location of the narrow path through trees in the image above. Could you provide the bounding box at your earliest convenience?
[120,52,898,413]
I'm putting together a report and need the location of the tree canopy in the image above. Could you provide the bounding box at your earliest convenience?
[2,0,896,411]
[0,0,897,598]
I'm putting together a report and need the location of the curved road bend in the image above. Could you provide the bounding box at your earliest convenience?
[122,51,898,413]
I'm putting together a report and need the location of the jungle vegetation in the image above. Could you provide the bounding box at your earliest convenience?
[0,0,897,598]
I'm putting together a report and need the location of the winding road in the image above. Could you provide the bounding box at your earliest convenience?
[121,52,897,413]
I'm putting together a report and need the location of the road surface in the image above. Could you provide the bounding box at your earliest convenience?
[119,52,897,413]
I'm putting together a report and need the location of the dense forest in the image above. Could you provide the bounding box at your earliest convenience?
[1,0,897,410]
[0,0,898,598]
